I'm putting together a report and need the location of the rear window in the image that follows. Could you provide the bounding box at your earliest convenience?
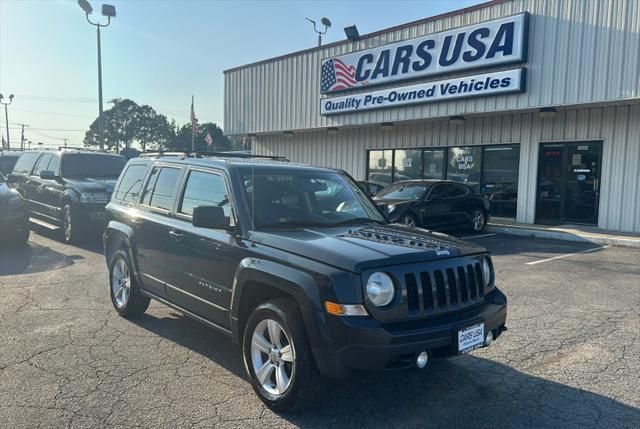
[61,154,126,178]
[141,166,180,211]
[114,164,148,204]
[12,152,41,175]
[0,155,19,176]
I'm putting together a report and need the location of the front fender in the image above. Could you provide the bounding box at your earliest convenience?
[229,258,324,344]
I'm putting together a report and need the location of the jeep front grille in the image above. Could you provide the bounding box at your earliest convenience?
[404,261,485,316]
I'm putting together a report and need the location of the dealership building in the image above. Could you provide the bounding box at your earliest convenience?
[224,0,640,233]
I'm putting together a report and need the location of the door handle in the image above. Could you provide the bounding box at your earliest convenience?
[169,230,184,241]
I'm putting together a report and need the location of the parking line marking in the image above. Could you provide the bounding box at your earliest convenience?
[525,245,612,265]
[459,233,496,240]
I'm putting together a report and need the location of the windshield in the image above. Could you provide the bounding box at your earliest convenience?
[376,183,429,201]
[61,154,127,178]
[241,170,386,229]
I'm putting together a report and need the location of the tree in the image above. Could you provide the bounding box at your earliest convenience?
[167,122,232,152]
[83,98,173,151]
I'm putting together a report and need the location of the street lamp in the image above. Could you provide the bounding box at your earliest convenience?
[306,17,332,47]
[0,93,14,150]
[77,0,116,151]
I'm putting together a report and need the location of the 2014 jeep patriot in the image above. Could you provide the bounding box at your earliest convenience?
[103,153,507,411]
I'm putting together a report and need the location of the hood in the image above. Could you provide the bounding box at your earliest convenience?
[63,177,118,193]
[250,223,486,273]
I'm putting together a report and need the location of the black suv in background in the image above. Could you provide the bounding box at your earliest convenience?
[0,172,29,244]
[8,149,127,243]
[103,154,507,411]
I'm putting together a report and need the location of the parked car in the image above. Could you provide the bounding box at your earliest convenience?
[0,173,29,244]
[374,180,490,232]
[7,149,127,243]
[0,151,22,176]
[103,154,506,411]
[356,180,384,197]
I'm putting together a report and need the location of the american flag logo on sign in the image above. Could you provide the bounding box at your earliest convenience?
[321,58,360,92]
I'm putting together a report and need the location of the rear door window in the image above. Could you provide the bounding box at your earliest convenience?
[12,152,41,175]
[33,154,53,176]
[114,164,148,204]
[141,166,181,211]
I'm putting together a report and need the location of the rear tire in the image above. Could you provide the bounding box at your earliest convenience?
[242,298,324,412]
[109,249,150,317]
[470,209,487,232]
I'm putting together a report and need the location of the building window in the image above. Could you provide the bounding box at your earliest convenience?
[393,149,422,181]
[367,150,393,185]
[482,145,520,218]
[447,146,482,193]
[422,149,446,180]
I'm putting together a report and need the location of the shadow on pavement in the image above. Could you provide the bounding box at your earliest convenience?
[29,223,104,255]
[132,310,639,428]
[0,241,84,276]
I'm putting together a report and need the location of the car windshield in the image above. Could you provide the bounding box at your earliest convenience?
[61,154,127,178]
[376,183,430,201]
[241,170,387,229]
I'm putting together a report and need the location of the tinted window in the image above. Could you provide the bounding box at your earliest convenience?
[393,149,421,181]
[481,145,520,217]
[12,152,41,175]
[447,146,482,192]
[429,184,466,199]
[141,167,180,211]
[367,150,393,186]
[114,164,148,204]
[0,155,19,176]
[33,153,53,176]
[61,154,126,178]
[423,149,446,180]
[47,155,61,175]
[180,171,231,217]
[376,183,429,201]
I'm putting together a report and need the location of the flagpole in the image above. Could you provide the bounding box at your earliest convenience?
[191,95,195,152]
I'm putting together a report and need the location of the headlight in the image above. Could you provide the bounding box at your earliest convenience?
[366,272,395,307]
[482,257,493,286]
[387,204,396,212]
[80,192,109,204]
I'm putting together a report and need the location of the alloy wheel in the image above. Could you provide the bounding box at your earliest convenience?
[63,207,73,242]
[473,210,485,231]
[250,319,295,396]
[403,215,416,227]
[111,257,131,308]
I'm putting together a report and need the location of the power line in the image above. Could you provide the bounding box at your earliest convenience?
[12,108,95,118]
[8,127,86,132]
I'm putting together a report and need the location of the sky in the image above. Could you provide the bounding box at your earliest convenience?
[0,0,484,148]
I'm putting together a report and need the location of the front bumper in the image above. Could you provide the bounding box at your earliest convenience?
[72,202,108,229]
[309,288,507,378]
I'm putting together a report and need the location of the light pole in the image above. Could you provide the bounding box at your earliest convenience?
[77,0,116,151]
[305,17,332,47]
[0,93,14,150]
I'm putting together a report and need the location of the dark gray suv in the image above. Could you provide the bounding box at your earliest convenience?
[103,153,507,411]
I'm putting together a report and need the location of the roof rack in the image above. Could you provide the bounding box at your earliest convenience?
[139,150,288,161]
[57,146,109,152]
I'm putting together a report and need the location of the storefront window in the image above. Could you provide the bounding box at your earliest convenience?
[393,149,421,182]
[422,149,445,180]
[481,145,520,218]
[447,146,482,192]
[367,150,393,185]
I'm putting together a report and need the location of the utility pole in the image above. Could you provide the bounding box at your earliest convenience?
[0,93,14,150]
[62,138,69,148]
[16,123,30,151]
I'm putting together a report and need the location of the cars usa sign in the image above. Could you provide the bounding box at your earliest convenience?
[320,13,529,94]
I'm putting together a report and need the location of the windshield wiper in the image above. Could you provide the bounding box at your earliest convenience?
[330,217,387,226]
[257,220,331,229]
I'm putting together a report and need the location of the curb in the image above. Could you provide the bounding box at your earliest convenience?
[485,225,640,248]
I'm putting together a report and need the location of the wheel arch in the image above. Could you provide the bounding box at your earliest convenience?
[104,221,140,283]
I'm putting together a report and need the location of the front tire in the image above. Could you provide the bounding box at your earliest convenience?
[61,204,82,244]
[242,299,324,412]
[109,249,150,317]
[401,213,418,228]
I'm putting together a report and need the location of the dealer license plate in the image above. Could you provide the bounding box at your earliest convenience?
[458,323,485,354]
[90,211,105,220]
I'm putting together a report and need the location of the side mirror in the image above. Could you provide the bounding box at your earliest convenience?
[192,206,231,230]
[376,202,389,215]
[40,170,57,180]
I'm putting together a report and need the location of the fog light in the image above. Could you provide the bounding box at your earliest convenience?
[416,351,429,369]
[485,331,494,347]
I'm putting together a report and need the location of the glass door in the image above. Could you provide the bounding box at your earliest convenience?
[563,142,602,224]
[535,141,602,225]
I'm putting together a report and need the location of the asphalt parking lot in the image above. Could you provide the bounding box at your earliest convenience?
[0,228,638,428]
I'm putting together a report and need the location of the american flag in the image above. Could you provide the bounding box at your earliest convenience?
[321,58,358,92]
[190,96,198,137]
